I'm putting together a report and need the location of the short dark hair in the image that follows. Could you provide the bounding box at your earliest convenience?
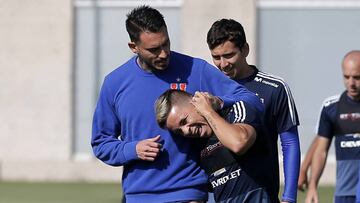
[207,19,246,50]
[155,89,192,129]
[126,5,167,42]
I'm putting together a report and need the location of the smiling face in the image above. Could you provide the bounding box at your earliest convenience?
[165,102,213,138]
[210,40,249,80]
[128,26,171,72]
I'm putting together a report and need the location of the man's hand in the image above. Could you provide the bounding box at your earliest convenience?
[191,92,215,116]
[136,135,162,161]
[298,169,309,191]
[195,91,223,110]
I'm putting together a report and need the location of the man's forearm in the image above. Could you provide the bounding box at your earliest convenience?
[203,110,255,155]
[280,127,300,202]
[301,137,319,173]
[308,146,328,189]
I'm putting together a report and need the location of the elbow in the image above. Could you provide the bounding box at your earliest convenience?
[91,138,101,157]
[92,146,121,167]
[231,134,256,155]
[92,145,103,160]
[231,145,246,155]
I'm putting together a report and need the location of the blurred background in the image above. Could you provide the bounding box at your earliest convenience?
[1,0,360,199]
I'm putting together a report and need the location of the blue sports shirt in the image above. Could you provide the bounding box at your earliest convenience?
[317,92,360,197]
[200,101,275,203]
[237,66,300,202]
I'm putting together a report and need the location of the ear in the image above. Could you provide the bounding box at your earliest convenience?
[128,42,138,54]
[241,42,250,57]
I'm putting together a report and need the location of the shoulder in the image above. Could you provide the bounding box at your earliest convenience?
[254,71,289,90]
[321,94,340,108]
[170,51,201,63]
[106,57,136,80]
[101,57,137,95]
[317,94,340,119]
[220,102,246,123]
[223,101,260,124]
[315,94,340,131]
[169,51,209,71]
[254,71,296,105]
[173,51,206,61]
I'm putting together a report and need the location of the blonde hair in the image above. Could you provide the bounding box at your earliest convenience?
[155,89,191,128]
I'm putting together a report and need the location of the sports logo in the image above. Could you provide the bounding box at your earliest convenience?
[200,141,223,158]
[340,133,360,148]
[170,77,187,91]
[339,113,360,121]
[254,76,278,88]
[254,77,262,82]
[211,168,242,188]
[344,133,360,138]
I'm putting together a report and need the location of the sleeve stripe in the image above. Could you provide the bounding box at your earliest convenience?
[240,101,246,122]
[233,101,246,123]
[314,94,340,134]
[257,71,298,125]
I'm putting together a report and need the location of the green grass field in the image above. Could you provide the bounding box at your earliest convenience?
[0,182,122,203]
[0,181,334,203]
[285,185,335,203]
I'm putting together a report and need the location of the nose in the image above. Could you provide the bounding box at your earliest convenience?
[219,58,229,70]
[158,48,169,59]
[348,77,356,87]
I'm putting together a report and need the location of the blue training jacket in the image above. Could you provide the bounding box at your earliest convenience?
[91,51,263,203]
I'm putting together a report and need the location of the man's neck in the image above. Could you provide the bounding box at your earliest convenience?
[234,65,255,80]
[346,92,360,102]
[136,57,153,73]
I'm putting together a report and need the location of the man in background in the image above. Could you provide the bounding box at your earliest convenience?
[303,50,360,203]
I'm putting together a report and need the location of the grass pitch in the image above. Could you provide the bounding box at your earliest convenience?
[0,182,122,203]
[296,185,335,203]
[0,181,334,203]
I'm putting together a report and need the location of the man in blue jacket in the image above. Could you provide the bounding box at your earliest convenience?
[91,6,262,203]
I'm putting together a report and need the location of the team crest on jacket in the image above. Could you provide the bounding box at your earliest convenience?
[170,77,187,91]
